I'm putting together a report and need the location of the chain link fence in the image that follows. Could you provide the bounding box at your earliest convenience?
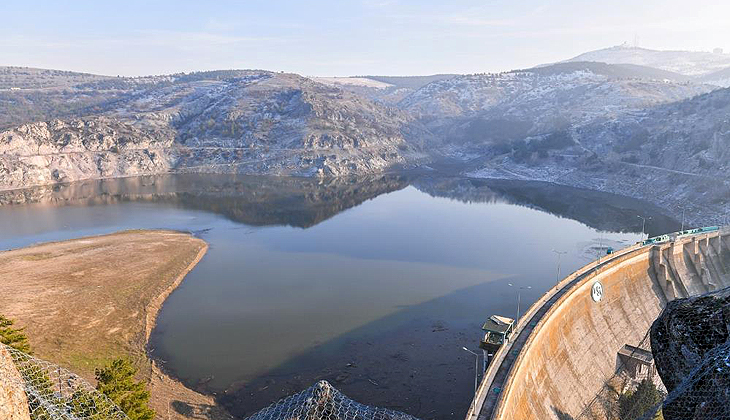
[244,381,418,420]
[0,343,128,420]
[1,343,419,420]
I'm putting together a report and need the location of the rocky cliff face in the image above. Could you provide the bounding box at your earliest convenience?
[0,69,427,190]
[650,287,730,420]
[0,118,176,190]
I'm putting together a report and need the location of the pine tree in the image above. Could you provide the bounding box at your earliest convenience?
[95,358,155,420]
[0,314,31,353]
[618,378,664,420]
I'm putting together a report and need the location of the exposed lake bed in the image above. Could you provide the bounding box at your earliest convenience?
[0,173,681,419]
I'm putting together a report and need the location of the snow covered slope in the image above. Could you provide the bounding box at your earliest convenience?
[399,62,714,145]
[565,45,730,76]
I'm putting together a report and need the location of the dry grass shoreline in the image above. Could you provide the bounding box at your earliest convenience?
[0,229,232,420]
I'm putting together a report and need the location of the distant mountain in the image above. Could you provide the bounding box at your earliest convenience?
[309,74,458,106]
[0,69,428,190]
[0,66,113,89]
[360,75,458,90]
[697,67,730,88]
[564,45,730,76]
[398,61,713,146]
[528,61,690,82]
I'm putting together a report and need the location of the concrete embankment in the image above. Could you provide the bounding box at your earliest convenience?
[472,228,730,420]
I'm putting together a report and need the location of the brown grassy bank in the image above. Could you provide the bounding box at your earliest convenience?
[0,229,232,420]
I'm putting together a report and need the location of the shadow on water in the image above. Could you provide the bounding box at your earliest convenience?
[413,176,681,237]
[212,277,534,420]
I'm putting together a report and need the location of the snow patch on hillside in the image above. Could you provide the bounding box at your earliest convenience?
[310,77,394,89]
[566,45,730,76]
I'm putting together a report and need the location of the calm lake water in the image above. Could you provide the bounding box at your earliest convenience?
[0,173,680,419]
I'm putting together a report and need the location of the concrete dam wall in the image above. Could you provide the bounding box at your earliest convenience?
[473,228,730,420]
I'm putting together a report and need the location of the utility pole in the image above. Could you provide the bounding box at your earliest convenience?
[462,347,480,395]
[552,250,567,284]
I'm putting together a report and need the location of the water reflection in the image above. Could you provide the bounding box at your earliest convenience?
[0,173,679,235]
[0,174,409,228]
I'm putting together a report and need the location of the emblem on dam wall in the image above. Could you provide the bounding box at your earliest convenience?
[591,281,604,302]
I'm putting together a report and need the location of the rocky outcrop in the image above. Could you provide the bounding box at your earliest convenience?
[650,287,730,420]
[0,345,31,420]
[0,117,176,190]
[0,70,428,190]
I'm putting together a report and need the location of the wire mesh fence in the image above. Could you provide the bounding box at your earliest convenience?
[244,380,419,420]
[0,343,129,420]
[1,344,418,420]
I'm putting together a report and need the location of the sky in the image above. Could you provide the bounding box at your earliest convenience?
[2,0,729,77]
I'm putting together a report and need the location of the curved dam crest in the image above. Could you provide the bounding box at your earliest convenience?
[473,227,730,420]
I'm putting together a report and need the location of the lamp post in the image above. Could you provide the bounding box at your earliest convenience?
[462,347,480,395]
[637,215,651,240]
[508,283,531,324]
[552,250,567,285]
[681,207,686,231]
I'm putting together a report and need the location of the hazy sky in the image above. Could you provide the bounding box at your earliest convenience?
[3,0,729,76]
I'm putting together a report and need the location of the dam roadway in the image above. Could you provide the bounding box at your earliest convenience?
[468,227,730,420]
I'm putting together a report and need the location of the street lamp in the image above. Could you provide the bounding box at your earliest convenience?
[507,283,532,324]
[552,250,567,284]
[681,207,686,231]
[637,215,651,240]
[462,347,480,395]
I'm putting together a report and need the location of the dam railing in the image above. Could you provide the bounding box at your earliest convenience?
[469,240,643,420]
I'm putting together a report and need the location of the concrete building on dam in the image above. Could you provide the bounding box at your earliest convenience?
[469,227,730,420]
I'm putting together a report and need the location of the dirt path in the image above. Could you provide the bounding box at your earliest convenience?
[0,230,232,420]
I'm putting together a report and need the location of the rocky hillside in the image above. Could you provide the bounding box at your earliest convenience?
[0,69,427,190]
[399,62,714,148]
[574,87,730,177]
[459,87,730,225]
